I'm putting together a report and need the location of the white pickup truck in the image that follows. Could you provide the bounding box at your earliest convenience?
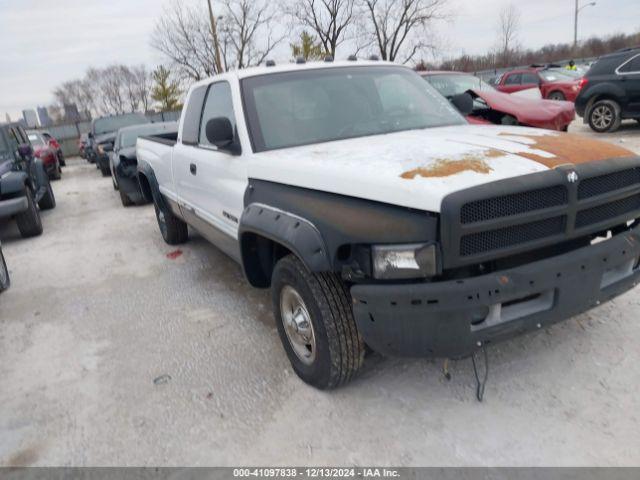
[137,60,640,389]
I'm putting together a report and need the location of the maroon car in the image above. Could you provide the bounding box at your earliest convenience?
[27,131,61,180]
[421,71,575,131]
[492,67,583,102]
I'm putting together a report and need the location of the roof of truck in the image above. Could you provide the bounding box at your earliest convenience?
[191,60,408,88]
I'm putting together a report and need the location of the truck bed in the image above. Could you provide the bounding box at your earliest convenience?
[139,131,178,147]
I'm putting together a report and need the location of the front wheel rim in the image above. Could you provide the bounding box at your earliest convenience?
[280,285,316,365]
[592,105,614,130]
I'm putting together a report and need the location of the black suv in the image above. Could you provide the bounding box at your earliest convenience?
[0,122,56,238]
[575,47,640,133]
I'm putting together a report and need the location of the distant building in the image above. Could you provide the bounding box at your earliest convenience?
[63,103,81,122]
[22,109,39,128]
[4,113,11,123]
[37,106,52,127]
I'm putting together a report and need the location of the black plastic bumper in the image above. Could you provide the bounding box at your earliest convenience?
[351,226,640,358]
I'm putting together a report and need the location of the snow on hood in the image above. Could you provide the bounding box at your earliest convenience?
[249,124,636,213]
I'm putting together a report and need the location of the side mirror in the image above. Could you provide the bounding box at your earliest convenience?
[205,117,235,150]
[17,143,32,160]
[450,92,474,116]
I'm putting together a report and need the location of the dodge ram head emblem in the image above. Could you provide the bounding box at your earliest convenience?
[567,171,579,183]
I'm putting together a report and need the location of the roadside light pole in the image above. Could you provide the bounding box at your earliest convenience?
[207,0,224,73]
[574,0,597,48]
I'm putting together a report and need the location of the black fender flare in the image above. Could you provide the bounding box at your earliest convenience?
[136,160,164,207]
[239,203,331,284]
[0,171,29,196]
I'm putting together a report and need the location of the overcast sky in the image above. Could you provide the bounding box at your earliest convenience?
[1,0,638,119]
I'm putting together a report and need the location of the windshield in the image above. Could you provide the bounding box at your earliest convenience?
[424,74,494,98]
[539,70,576,82]
[94,113,148,136]
[241,66,465,152]
[27,133,45,147]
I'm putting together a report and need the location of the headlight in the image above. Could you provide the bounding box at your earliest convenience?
[372,243,439,280]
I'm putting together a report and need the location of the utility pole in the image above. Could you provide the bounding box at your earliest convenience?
[207,0,224,73]
[574,0,596,48]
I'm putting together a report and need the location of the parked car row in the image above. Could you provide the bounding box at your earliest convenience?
[126,59,640,390]
[0,122,59,294]
[421,71,575,131]
[485,47,640,133]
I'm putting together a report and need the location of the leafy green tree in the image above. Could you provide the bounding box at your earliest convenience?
[290,31,327,61]
[151,66,182,111]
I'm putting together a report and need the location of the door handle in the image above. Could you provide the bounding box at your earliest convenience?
[190,163,197,175]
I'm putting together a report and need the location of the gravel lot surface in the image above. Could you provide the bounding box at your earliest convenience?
[1,121,640,467]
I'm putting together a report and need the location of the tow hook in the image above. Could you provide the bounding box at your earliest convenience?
[471,344,490,402]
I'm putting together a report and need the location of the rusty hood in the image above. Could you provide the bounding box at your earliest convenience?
[249,124,636,213]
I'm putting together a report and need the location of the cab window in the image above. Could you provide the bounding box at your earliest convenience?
[521,73,540,85]
[504,73,522,85]
[198,82,237,148]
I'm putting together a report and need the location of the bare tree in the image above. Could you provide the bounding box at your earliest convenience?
[151,2,219,81]
[132,65,153,113]
[219,0,284,68]
[361,0,447,63]
[286,0,356,58]
[120,65,153,113]
[496,3,521,66]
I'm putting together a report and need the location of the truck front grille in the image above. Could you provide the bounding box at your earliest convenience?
[576,195,640,228]
[441,158,640,267]
[460,216,567,257]
[460,186,568,224]
[578,167,640,199]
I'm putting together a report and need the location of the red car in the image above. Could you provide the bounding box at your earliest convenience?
[39,130,66,166]
[492,67,583,102]
[421,71,575,131]
[27,131,61,180]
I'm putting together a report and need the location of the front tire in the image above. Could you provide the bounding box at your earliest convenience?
[548,91,566,101]
[0,247,9,292]
[153,195,188,245]
[100,165,110,177]
[588,99,622,133]
[38,177,56,210]
[16,189,43,238]
[272,254,365,390]
[119,188,134,207]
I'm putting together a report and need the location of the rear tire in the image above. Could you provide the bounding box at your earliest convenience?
[271,254,365,390]
[58,152,65,167]
[588,99,622,133]
[0,247,9,292]
[548,91,566,101]
[153,195,188,245]
[53,162,62,180]
[16,189,43,238]
[119,188,134,207]
[38,177,56,210]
